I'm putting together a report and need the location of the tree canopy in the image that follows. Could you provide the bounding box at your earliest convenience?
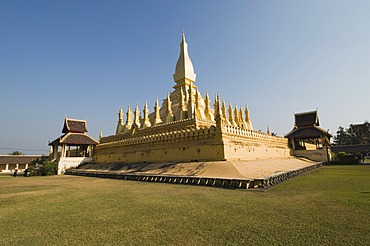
[8,150,24,155]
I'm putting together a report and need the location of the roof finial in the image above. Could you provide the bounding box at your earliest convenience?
[99,129,103,140]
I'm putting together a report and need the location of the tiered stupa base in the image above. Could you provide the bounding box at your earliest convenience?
[66,157,322,189]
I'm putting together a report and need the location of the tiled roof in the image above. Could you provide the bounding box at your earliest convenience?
[295,111,319,127]
[0,155,43,165]
[285,126,331,139]
[62,118,88,133]
[50,133,98,146]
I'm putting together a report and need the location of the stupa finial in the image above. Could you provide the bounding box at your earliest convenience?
[154,97,162,125]
[118,106,123,124]
[245,105,253,130]
[173,31,196,85]
[204,91,212,121]
[116,106,124,134]
[133,103,141,128]
[142,101,151,128]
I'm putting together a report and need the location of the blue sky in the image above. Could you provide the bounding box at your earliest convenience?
[1,0,369,155]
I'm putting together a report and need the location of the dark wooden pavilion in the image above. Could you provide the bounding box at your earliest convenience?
[49,118,98,160]
[285,111,332,150]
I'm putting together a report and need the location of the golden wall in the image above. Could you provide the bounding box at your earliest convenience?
[94,119,290,164]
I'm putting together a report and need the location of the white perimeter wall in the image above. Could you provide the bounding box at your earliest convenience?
[293,149,330,162]
[58,157,92,175]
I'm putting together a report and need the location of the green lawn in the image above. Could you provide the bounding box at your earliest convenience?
[0,165,369,245]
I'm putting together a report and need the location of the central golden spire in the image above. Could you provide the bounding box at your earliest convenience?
[173,31,196,86]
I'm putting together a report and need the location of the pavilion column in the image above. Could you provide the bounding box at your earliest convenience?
[53,144,58,159]
[291,139,295,150]
[61,144,67,158]
[64,145,68,157]
[60,145,64,158]
[90,145,94,157]
[5,164,9,171]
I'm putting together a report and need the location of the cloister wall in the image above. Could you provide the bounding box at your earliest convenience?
[94,124,225,163]
[221,125,290,160]
[94,120,292,163]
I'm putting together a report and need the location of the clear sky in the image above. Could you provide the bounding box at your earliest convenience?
[1,0,369,155]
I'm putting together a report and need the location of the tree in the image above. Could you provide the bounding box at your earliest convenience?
[28,160,58,176]
[8,150,24,155]
[334,126,349,145]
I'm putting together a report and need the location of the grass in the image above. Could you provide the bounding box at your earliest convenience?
[0,165,369,245]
